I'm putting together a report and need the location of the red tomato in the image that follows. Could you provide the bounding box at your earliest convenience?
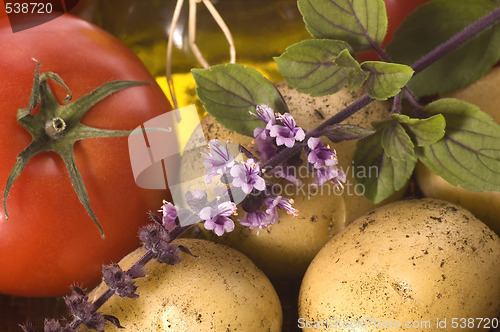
[357,0,431,62]
[0,14,172,296]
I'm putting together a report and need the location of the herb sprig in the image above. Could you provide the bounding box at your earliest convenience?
[194,0,500,203]
[23,0,500,330]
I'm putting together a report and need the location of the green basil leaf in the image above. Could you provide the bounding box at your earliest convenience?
[334,49,369,91]
[386,0,500,97]
[379,120,416,161]
[392,113,446,147]
[353,129,415,204]
[361,61,414,100]
[192,64,288,137]
[274,39,354,96]
[297,0,388,52]
[417,98,500,191]
[322,124,375,143]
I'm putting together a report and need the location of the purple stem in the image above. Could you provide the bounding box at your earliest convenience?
[411,6,500,74]
[307,94,374,138]
[372,42,391,62]
[90,251,156,312]
[390,6,500,116]
[391,91,402,114]
[91,225,189,311]
[68,224,190,330]
[403,87,425,117]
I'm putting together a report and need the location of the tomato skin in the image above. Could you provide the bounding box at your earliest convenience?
[0,14,172,296]
[357,0,431,62]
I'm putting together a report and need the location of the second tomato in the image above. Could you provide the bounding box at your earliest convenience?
[357,0,432,62]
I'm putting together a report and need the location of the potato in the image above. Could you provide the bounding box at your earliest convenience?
[180,83,406,280]
[415,66,500,236]
[416,165,500,236]
[83,238,282,331]
[299,198,500,331]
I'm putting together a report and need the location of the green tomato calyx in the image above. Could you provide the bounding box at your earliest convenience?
[3,59,149,238]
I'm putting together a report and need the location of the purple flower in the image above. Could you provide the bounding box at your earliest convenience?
[200,201,237,236]
[265,195,298,216]
[253,104,276,125]
[254,134,278,162]
[239,210,277,231]
[253,126,268,141]
[160,200,178,232]
[307,137,338,169]
[314,166,347,187]
[269,113,305,148]
[251,106,284,162]
[332,169,347,187]
[202,139,235,183]
[230,158,266,194]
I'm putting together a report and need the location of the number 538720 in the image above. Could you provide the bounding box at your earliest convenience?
[5,2,53,14]
[451,317,499,329]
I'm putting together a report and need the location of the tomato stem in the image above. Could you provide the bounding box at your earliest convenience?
[45,117,67,137]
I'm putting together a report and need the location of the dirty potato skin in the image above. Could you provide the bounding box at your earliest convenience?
[415,67,500,236]
[416,165,500,236]
[180,82,406,280]
[83,239,282,331]
[299,199,500,331]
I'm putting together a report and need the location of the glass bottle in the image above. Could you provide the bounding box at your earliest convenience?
[76,0,310,108]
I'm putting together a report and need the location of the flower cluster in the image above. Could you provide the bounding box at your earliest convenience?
[102,264,145,299]
[150,134,301,236]
[252,105,346,187]
[22,286,124,332]
[160,200,178,232]
[230,158,266,194]
[306,137,346,187]
[240,195,298,231]
[174,186,240,236]
[63,287,108,330]
[253,105,301,163]
[153,105,347,237]
[202,139,236,183]
[139,222,195,265]
[201,137,305,232]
